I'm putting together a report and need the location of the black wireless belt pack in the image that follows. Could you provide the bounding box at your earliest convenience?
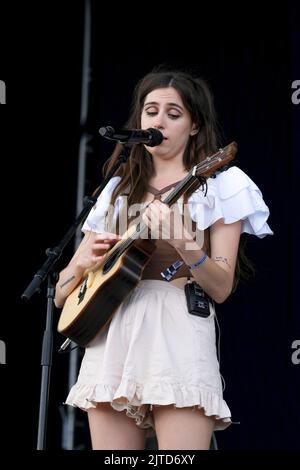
[184,281,212,318]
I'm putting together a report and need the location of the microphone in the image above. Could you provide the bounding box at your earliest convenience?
[99,126,164,147]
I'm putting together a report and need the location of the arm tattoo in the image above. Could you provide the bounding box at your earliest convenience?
[60,276,75,289]
[214,256,231,269]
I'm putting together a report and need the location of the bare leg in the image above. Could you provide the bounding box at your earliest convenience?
[153,405,215,450]
[87,403,146,450]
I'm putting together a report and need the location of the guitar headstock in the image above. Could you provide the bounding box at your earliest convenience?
[194,141,238,178]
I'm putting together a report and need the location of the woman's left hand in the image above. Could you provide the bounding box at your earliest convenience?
[142,199,201,251]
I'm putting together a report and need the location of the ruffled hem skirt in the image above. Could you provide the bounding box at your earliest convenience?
[65,280,232,431]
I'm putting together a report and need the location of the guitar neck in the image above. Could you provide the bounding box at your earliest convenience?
[127,172,200,241]
[163,172,200,206]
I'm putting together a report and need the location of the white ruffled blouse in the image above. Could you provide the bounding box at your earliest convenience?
[82,166,273,238]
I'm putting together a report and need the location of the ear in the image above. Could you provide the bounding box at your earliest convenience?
[190,123,199,136]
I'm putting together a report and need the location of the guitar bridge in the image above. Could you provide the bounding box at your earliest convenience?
[77,278,88,304]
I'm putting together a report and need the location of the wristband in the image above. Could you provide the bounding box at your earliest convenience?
[189,253,208,270]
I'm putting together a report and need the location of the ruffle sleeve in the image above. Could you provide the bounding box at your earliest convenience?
[81,176,121,233]
[187,166,273,237]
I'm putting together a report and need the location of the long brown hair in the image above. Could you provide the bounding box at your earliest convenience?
[103,68,220,206]
[102,67,254,290]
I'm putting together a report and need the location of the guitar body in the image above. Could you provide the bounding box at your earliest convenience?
[58,238,156,347]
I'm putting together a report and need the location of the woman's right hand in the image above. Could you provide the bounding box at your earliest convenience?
[55,232,121,308]
[75,232,121,271]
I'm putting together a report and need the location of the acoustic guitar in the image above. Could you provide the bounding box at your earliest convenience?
[58,142,237,346]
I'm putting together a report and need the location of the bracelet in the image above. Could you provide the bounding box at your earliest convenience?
[189,253,208,270]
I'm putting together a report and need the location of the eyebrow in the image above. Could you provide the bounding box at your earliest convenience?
[144,101,184,111]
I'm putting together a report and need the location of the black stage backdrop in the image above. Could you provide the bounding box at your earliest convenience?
[1,0,299,455]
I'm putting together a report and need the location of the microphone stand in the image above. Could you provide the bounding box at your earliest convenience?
[21,144,131,450]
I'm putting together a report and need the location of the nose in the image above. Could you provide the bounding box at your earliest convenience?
[152,112,165,130]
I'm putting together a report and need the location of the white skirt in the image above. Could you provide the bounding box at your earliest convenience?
[65,280,232,431]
